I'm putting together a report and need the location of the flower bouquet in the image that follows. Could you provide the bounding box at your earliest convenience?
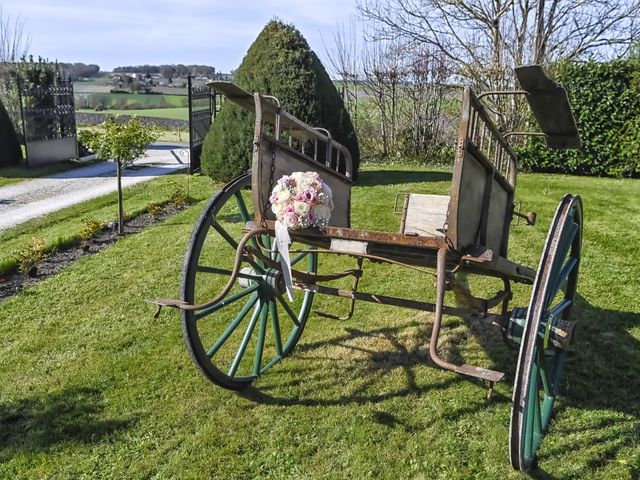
[270,171,333,229]
[270,171,333,301]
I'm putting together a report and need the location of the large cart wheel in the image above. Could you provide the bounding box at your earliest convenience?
[181,173,317,390]
[509,194,583,471]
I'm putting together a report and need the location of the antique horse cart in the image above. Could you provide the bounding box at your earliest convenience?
[152,66,583,471]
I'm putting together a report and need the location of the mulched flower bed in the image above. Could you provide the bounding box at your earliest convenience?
[0,203,188,302]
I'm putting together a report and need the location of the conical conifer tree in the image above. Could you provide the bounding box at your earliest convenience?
[201,19,359,181]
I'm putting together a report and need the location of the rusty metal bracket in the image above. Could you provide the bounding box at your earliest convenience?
[148,228,272,316]
[315,257,364,320]
[428,248,506,384]
[513,203,537,226]
[447,273,512,316]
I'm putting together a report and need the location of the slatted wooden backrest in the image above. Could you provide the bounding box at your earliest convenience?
[207,82,354,229]
[251,93,353,228]
[447,88,518,258]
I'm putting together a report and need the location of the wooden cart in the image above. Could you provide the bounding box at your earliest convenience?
[152,65,583,471]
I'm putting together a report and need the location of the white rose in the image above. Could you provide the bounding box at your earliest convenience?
[294,201,310,216]
[271,202,284,218]
[277,190,291,202]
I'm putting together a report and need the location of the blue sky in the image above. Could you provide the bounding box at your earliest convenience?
[2,0,358,73]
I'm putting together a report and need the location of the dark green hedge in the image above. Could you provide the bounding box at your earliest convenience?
[201,20,360,182]
[518,60,640,176]
[0,98,21,167]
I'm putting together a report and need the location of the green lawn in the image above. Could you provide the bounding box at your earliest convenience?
[75,125,189,145]
[0,172,214,275]
[0,165,638,479]
[76,92,187,109]
[78,107,189,121]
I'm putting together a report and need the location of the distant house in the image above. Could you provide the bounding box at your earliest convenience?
[212,72,234,81]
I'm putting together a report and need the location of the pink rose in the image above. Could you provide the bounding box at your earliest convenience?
[297,188,316,203]
[283,210,298,228]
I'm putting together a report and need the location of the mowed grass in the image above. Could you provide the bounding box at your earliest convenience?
[76,92,187,108]
[0,172,214,275]
[0,165,638,479]
[78,107,189,121]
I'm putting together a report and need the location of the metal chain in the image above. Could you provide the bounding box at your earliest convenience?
[261,144,277,228]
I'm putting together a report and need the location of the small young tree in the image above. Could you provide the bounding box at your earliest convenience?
[79,116,157,234]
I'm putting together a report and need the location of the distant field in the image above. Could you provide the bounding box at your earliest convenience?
[77,107,189,121]
[72,76,112,93]
[75,92,188,110]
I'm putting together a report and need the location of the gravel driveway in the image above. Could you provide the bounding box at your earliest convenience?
[0,143,189,232]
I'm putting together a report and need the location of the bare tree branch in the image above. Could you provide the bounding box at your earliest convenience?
[357,0,640,88]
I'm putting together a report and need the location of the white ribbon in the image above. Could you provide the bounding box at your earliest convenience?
[275,220,295,302]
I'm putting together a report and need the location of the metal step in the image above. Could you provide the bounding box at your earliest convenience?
[456,364,505,383]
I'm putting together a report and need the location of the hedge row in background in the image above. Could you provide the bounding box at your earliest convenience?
[201,20,360,182]
[519,59,640,177]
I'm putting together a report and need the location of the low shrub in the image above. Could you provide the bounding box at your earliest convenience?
[16,237,47,274]
[168,183,191,208]
[146,202,164,218]
[79,218,105,241]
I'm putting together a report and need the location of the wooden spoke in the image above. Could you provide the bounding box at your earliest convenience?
[194,284,259,321]
[253,304,269,375]
[270,300,283,356]
[290,251,309,266]
[212,222,239,250]
[228,300,263,377]
[197,265,262,283]
[207,293,259,357]
[275,295,301,327]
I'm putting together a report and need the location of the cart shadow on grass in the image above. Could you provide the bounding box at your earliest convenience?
[0,386,134,458]
[531,294,640,477]
[238,293,640,477]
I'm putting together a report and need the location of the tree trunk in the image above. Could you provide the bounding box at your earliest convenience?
[534,0,546,63]
[116,160,124,235]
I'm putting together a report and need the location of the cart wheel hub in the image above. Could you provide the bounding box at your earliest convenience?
[262,268,285,295]
[238,267,284,296]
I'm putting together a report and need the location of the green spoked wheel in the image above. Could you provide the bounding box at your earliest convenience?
[181,173,317,390]
[509,194,583,471]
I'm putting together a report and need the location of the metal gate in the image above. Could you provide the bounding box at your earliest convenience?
[19,75,78,167]
[188,76,221,174]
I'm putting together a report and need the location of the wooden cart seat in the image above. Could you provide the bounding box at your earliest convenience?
[399,193,450,238]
